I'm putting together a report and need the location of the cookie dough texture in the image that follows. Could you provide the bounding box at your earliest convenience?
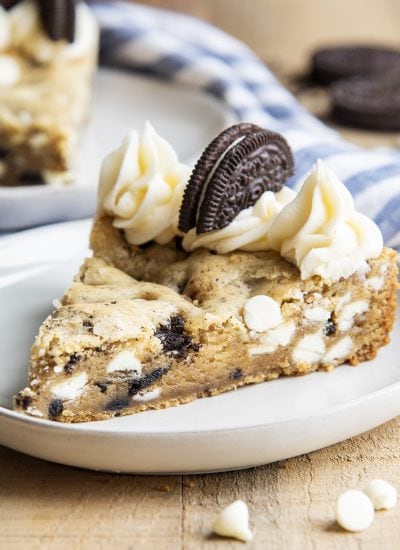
[14,215,398,422]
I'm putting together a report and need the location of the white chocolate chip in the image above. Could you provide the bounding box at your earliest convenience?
[366,276,384,291]
[336,490,374,532]
[337,300,369,331]
[292,329,325,364]
[132,388,161,402]
[213,500,253,542]
[106,350,142,374]
[250,321,295,355]
[304,306,331,322]
[363,480,397,510]
[243,295,282,332]
[336,291,352,311]
[52,298,62,309]
[51,372,87,400]
[323,336,353,364]
[53,366,63,374]
[0,54,21,87]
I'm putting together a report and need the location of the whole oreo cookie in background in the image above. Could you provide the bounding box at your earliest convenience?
[311,45,400,85]
[38,0,78,43]
[178,123,294,235]
[331,70,400,131]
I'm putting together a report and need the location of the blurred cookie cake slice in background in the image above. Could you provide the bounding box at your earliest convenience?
[0,0,98,186]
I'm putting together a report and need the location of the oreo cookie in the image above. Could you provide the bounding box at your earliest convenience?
[37,0,78,43]
[178,123,294,234]
[311,45,400,85]
[331,71,400,131]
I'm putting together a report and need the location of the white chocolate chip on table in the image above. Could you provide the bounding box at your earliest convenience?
[213,500,253,542]
[336,490,375,532]
[363,480,397,511]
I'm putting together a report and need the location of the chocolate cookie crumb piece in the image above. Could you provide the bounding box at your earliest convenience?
[155,316,198,359]
[325,317,336,336]
[15,393,32,410]
[105,397,130,412]
[128,367,168,396]
[95,382,109,394]
[231,368,243,380]
[48,398,64,419]
[64,352,81,374]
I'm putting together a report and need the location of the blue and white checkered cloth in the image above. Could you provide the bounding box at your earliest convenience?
[91,0,400,249]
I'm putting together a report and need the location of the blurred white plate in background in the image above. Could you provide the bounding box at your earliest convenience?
[0,68,234,231]
[0,221,399,473]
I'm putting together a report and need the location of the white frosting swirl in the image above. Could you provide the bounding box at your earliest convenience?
[269,160,383,282]
[100,123,191,246]
[0,1,98,64]
[182,187,295,253]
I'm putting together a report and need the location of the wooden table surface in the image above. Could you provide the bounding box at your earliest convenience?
[1,1,399,549]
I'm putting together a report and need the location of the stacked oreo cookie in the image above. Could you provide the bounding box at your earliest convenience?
[310,45,400,131]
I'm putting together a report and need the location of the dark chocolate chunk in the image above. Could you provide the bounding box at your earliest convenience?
[15,393,32,410]
[325,317,336,336]
[231,368,243,380]
[178,123,294,234]
[48,398,63,419]
[331,72,400,131]
[0,148,8,158]
[83,320,93,328]
[18,171,45,185]
[37,0,77,43]
[105,396,130,412]
[154,315,199,360]
[311,45,400,85]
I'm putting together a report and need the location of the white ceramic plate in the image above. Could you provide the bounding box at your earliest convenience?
[0,68,233,231]
[0,220,399,474]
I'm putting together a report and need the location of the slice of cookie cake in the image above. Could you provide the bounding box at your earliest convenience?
[14,123,398,422]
